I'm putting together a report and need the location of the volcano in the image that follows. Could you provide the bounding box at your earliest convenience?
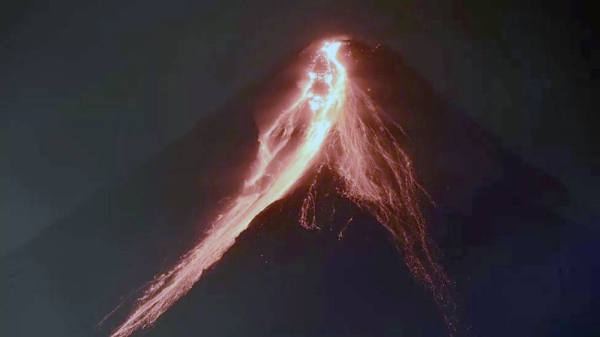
[3,40,597,337]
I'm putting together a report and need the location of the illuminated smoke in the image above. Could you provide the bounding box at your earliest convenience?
[108,40,454,337]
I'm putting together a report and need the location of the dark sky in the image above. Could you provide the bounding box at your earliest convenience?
[2,1,597,260]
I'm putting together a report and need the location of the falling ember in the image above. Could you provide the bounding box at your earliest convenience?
[108,40,455,337]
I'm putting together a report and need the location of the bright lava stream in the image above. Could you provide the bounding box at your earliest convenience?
[108,40,454,337]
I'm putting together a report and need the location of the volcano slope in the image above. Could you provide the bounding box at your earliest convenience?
[3,40,597,337]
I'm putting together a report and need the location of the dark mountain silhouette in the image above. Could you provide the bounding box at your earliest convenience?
[3,40,598,337]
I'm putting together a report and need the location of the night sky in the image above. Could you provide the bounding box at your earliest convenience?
[2,1,598,336]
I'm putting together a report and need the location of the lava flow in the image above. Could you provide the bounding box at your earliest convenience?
[108,40,454,337]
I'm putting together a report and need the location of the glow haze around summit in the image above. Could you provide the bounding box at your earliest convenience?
[108,40,453,337]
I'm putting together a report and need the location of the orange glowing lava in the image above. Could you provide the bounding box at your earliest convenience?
[109,41,347,337]
[108,40,454,337]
